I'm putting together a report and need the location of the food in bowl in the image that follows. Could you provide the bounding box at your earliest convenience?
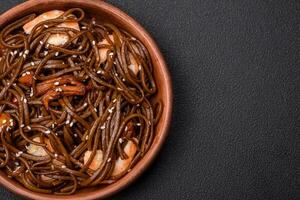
[0,8,163,194]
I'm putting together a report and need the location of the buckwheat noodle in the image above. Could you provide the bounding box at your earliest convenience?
[0,8,162,194]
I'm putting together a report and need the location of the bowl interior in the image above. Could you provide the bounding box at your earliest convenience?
[0,0,172,199]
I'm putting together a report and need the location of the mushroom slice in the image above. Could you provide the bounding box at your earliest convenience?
[84,150,103,171]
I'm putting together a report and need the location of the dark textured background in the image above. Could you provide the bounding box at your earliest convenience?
[0,0,299,199]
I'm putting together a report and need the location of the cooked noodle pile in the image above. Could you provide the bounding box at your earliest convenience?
[0,8,162,194]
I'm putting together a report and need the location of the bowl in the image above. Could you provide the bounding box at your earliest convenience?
[0,0,172,199]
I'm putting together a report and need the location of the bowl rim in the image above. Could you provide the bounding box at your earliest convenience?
[0,0,173,199]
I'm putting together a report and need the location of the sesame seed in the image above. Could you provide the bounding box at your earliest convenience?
[33,76,37,80]
[92,20,96,25]
[54,81,60,86]
[127,169,132,172]
[131,37,137,41]
[39,41,44,45]
[108,109,113,113]
[51,124,55,128]
[92,40,96,46]
[13,50,18,55]
[70,122,74,127]
[24,50,29,55]
[138,65,142,70]
[19,52,23,57]
[83,103,88,107]
[85,135,89,140]
[109,52,114,56]
[23,98,27,103]
[72,55,77,58]
[61,165,66,169]
[107,158,111,162]
[115,73,118,77]
[45,130,50,135]
[31,62,35,66]
[26,71,31,75]
[81,26,87,30]
[44,25,49,28]
[129,64,135,70]
[96,70,102,74]
[94,108,97,112]
[27,126,31,130]
[66,120,70,125]
[122,78,126,82]
[16,151,23,157]
[2,119,7,124]
[119,138,123,144]
[136,123,141,126]
[54,154,58,158]
[112,99,117,103]
[136,104,140,107]
[15,162,19,166]
[44,51,48,56]
[10,52,14,56]
[45,43,50,49]
[13,83,16,86]
[55,88,63,92]
[22,73,26,77]
[20,124,25,128]
[74,134,77,137]
[125,126,128,131]
[23,54,26,58]
[9,119,13,123]
[55,52,59,56]
[100,125,105,130]
[117,87,123,91]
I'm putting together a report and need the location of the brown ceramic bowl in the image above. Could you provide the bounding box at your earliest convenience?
[0,0,172,199]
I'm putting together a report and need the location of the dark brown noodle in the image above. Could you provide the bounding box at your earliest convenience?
[0,8,163,194]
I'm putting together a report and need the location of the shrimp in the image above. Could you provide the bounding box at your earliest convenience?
[112,139,138,176]
[23,10,80,46]
[41,84,86,109]
[98,34,115,64]
[83,138,137,177]
[23,10,64,34]
[26,137,54,157]
[128,53,139,75]
[98,34,140,75]
[83,150,104,171]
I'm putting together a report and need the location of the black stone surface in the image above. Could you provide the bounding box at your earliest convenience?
[0,0,299,199]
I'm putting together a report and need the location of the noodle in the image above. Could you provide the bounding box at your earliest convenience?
[0,8,163,194]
